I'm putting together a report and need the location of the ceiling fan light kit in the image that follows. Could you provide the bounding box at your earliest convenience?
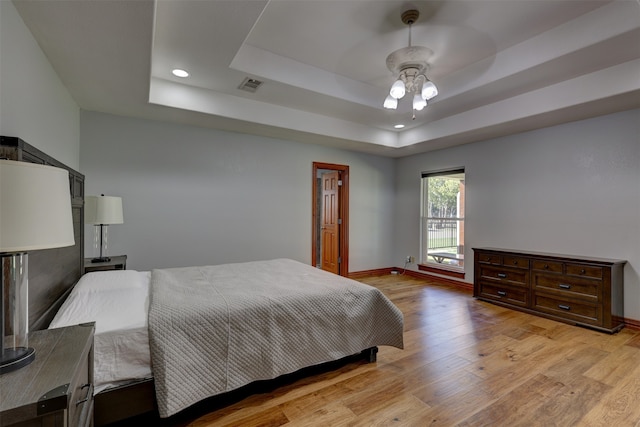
[384,9,438,117]
[384,95,398,109]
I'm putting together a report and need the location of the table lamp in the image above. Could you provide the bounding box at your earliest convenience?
[1,160,74,374]
[85,194,123,263]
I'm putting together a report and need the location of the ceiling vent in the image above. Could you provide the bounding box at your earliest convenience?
[238,77,263,93]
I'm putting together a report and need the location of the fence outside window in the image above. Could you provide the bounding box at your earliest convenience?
[424,218,464,267]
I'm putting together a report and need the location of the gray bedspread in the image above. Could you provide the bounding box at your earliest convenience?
[148,258,404,417]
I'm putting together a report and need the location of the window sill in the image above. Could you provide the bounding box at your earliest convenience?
[418,263,465,279]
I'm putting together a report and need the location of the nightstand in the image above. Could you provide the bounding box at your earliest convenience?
[83,254,127,274]
[0,323,95,427]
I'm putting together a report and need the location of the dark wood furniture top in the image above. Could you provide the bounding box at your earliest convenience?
[0,323,95,427]
[83,255,127,274]
[473,247,626,333]
[0,136,85,331]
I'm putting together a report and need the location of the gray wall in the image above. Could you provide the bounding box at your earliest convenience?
[0,1,80,169]
[5,0,640,323]
[80,111,396,272]
[394,109,640,320]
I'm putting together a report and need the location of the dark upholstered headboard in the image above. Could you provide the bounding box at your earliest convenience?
[0,136,85,330]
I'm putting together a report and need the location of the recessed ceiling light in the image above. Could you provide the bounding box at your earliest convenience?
[394,124,405,129]
[172,69,189,78]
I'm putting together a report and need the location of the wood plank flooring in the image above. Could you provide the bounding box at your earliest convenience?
[116,274,640,426]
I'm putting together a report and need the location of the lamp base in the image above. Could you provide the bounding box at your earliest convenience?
[91,257,111,263]
[1,346,35,374]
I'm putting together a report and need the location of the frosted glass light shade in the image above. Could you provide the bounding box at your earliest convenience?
[85,195,123,225]
[421,80,438,100]
[389,79,406,99]
[0,160,74,252]
[413,94,427,111]
[383,95,398,109]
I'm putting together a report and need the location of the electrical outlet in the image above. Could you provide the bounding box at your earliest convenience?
[405,255,412,263]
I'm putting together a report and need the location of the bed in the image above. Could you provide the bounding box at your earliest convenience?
[4,138,404,424]
[49,258,404,422]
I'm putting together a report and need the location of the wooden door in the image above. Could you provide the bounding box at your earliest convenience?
[321,171,339,274]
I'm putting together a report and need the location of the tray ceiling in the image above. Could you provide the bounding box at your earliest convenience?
[13,0,640,157]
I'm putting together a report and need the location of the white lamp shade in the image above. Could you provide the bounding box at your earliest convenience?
[0,160,74,252]
[413,94,427,111]
[421,80,438,100]
[85,195,123,225]
[389,79,406,99]
[383,95,398,109]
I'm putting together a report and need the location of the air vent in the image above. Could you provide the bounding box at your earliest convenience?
[238,77,263,93]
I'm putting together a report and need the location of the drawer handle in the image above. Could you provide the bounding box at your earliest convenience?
[497,273,507,278]
[512,260,518,265]
[558,304,571,311]
[497,291,507,297]
[580,269,586,274]
[76,383,92,406]
[543,264,549,269]
[559,284,571,289]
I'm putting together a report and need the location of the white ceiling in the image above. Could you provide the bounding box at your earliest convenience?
[13,0,640,158]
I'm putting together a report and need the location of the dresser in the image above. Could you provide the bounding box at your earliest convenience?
[0,324,95,427]
[473,248,626,333]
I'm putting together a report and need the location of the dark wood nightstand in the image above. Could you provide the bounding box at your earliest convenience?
[0,323,95,427]
[83,255,127,274]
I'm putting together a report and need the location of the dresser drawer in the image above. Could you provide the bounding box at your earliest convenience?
[531,259,563,273]
[479,282,528,307]
[533,294,602,326]
[478,253,502,265]
[532,273,600,302]
[502,256,529,269]
[566,263,603,280]
[478,265,528,287]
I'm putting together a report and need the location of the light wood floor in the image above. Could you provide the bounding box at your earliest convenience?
[125,274,640,426]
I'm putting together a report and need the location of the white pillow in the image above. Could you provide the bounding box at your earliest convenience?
[74,270,150,293]
[49,270,151,333]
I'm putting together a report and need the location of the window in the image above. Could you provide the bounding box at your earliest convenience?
[420,169,465,270]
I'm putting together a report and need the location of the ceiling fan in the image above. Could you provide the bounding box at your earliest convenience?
[383,9,438,119]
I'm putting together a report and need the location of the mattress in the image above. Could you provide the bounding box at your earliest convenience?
[48,269,152,393]
[49,259,404,408]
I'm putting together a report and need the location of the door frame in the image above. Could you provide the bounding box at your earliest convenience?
[312,162,349,276]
